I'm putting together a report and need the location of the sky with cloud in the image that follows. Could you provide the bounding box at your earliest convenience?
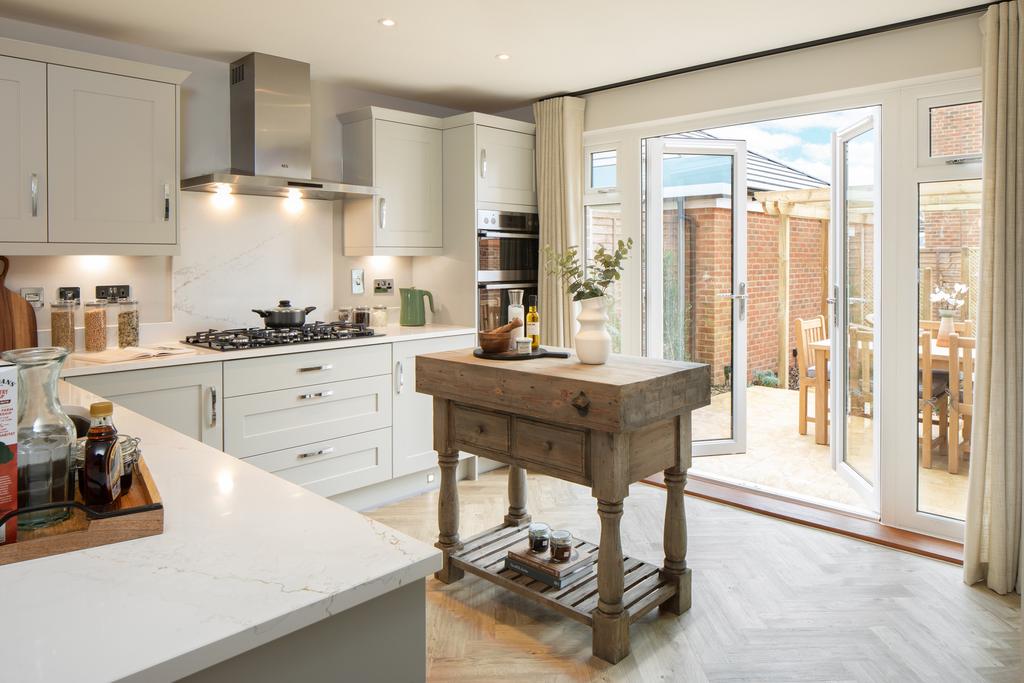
[705,106,879,187]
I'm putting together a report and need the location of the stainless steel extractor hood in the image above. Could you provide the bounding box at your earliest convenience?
[181,53,376,200]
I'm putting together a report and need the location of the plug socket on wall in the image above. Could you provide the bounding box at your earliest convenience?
[373,278,394,295]
[58,286,81,303]
[96,285,130,300]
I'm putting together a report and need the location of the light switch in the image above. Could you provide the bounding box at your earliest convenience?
[351,268,365,294]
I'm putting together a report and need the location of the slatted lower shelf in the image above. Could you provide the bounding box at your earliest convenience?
[450,523,676,627]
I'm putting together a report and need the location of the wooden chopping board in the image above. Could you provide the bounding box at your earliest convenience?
[0,256,38,352]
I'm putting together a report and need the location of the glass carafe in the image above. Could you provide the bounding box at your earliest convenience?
[0,347,76,529]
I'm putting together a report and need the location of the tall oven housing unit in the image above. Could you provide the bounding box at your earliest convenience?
[477,209,540,331]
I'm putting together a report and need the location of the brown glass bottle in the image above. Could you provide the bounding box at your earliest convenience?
[83,401,122,507]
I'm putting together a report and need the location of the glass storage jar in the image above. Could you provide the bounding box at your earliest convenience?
[0,347,76,529]
[50,300,77,352]
[337,307,353,323]
[117,299,140,348]
[84,300,108,352]
[370,305,388,328]
[550,529,573,563]
[528,522,551,552]
[353,306,371,326]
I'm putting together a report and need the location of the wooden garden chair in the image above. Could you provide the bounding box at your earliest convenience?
[795,315,827,436]
[947,333,975,475]
[919,331,949,469]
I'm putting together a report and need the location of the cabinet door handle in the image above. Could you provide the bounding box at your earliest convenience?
[298,364,333,373]
[378,196,387,231]
[30,173,39,217]
[299,390,334,400]
[297,446,335,459]
[394,360,404,394]
[209,386,218,428]
[480,148,487,179]
[163,183,171,221]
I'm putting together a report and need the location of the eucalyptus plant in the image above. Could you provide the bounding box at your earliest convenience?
[543,238,634,302]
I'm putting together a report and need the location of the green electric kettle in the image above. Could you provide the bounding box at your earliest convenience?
[399,287,435,326]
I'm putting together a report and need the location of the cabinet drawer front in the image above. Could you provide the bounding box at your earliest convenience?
[224,344,390,397]
[451,405,510,454]
[224,375,391,457]
[242,429,391,498]
[514,418,586,479]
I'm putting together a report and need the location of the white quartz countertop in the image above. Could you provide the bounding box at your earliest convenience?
[0,382,442,682]
[61,324,477,377]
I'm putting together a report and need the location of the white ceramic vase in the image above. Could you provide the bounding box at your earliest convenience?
[575,296,612,365]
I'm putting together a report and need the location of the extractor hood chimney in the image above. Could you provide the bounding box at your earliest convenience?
[181,52,376,201]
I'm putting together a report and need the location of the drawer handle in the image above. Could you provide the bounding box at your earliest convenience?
[543,440,554,451]
[474,424,485,435]
[299,390,334,400]
[299,364,333,373]
[570,391,591,417]
[298,446,335,459]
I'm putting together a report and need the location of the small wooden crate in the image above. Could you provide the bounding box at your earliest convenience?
[0,456,163,566]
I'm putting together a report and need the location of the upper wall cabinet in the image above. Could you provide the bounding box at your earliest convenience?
[47,66,177,246]
[339,107,443,255]
[0,37,187,255]
[476,125,536,207]
[0,56,46,243]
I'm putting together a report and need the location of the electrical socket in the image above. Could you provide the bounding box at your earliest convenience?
[20,287,43,309]
[373,278,394,295]
[58,286,81,303]
[96,284,130,301]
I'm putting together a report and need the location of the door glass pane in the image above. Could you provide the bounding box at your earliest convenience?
[843,128,875,483]
[661,152,734,442]
[929,102,982,158]
[584,204,624,352]
[917,178,981,520]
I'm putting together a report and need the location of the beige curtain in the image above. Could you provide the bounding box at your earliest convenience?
[533,96,586,347]
[964,0,1024,595]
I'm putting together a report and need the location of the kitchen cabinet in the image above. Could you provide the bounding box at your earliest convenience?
[392,333,476,477]
[0,55,46,243]
[0,37,187,255]
[47,65,177,246]
[339,108,443,255]
[66,363,223,449]
[476,125,536,207]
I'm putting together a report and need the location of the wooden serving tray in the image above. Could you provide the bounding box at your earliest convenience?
[473,347,570,361]
[0,456,163,566]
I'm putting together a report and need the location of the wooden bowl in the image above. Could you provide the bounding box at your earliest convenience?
[478,331,513,353]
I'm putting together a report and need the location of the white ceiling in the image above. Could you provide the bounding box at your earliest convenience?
[0,0,984,111]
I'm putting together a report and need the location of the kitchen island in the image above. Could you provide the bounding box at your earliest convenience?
[0,382,441,682]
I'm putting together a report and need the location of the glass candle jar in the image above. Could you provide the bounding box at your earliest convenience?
[117,299,140,348]
[550,529,573,563]
[84,300,108,352]
[528,522,551,552]
[50,300,77,352]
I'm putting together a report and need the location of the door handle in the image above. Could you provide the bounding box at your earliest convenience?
[394,360,404,394]
[209,386,218,429]
[378,196,387,231]
[480,148,487,179]
[163,183,171,221]
[716,282,747,321]
[827,285,840,328]
[30,173,39,217]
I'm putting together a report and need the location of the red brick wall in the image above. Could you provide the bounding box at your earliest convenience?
[930,102,982,158]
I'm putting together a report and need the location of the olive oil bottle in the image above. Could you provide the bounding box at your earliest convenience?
[525,295,540,349]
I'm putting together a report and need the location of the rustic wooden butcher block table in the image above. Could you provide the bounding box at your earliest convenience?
[416,349,710,663]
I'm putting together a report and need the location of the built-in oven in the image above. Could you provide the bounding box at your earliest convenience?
[477,209,540,283]
[478,282,539,332]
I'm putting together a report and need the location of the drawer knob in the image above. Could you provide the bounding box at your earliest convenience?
[543,440,554,451]
[570,391,591,417]
[475,424,485,434]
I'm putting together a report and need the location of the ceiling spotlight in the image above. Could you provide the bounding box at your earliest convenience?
[495,53,511,61]
[378,18,396,27]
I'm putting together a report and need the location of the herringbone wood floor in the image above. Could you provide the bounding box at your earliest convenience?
[366,470,1021,682]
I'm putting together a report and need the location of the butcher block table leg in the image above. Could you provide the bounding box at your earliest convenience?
[434,398,464,584]
[660,412,692,615]
[591,432,631,664]
[504,466,531,527]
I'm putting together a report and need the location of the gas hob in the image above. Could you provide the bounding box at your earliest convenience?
[182,322,380,351]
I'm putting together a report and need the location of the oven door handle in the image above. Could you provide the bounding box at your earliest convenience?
[478,231,540,239]
[479,282,537,290]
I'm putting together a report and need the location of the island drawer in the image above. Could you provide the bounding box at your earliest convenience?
[242,428,392,498]
[451,405,510,454]
[223,344,391,397]
[224,375,391,457]
[513,418,587,481]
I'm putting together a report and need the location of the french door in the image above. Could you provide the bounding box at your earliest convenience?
[645,137,748,456]
[830,115,881,511]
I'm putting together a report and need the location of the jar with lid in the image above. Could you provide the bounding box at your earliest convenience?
[370,305,388,329]
[84,300,108,352]
[528,522,551,553]
[550,529,574,563]
[117,299,140,348]
[353,306,371,326]
[337,306,354,323]
[50,300,77,352]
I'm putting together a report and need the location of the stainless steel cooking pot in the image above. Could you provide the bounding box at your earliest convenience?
[251,300,317,328]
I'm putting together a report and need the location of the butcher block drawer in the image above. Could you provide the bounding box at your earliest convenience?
[224,375,391,457]
[223,344,391,397]
[242,428,392,497]
[513,418,587,482]
[451,405,510,455]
